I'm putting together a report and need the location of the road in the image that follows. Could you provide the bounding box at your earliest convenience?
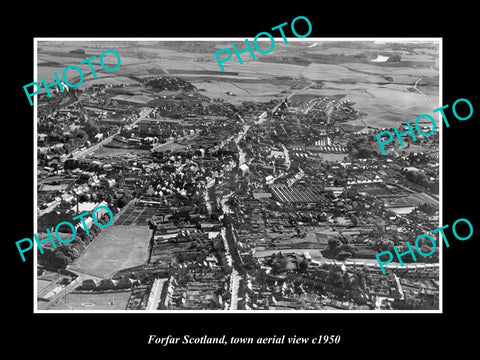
[220,226,239,310]
[71,108,154,159]
[234,117,250,167]
[230,269,241,310]
[414,77,423,92]
[146,278,167,310]
[220,193,244,310]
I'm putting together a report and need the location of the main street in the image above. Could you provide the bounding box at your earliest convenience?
[219,191,243,310]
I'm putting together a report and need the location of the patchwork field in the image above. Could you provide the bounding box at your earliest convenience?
[192,80,290,104]
[37,39,439,130]
[115,204,158,226]
[290,82,437,128]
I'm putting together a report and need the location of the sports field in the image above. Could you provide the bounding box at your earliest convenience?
[68,225,152,279]
[47,290,132,311]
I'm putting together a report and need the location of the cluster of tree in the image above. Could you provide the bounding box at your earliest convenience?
[408,152,431,165]
[326,234,357,260]
[144,76,197,92]
[270,256,291,275]
[370,223,387,239]
[240,253,260,272]
[375,239,395,253]
[83,122,102,142]
[38,210,78,232]
[386,53,401,62]
[176,248,212,263]
[350,214,359,227]
[187,237,213,252]
[347,135,379,159]
[417,202,437,215]
[45,128,89,152]
[116,191,134,208]
[405,170,430,188]
[64,158,104,172]
[313,265,373,292]
[69,49,86,55]
[38,213,113,271]
[263,253,299,275]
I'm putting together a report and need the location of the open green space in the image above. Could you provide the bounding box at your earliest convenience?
[68,225,152,279]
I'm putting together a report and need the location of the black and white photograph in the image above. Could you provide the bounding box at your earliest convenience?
[32,38,442,313]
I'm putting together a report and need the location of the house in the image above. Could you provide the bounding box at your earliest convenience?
[239,164,249,176]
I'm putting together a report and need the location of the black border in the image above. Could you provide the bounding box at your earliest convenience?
[7,5,478,356]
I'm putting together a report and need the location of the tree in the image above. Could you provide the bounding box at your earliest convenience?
[356,147,373,158]
[341,243,356,256]
[378,239,394,252]
[371,224,386,239]
[298,258,309,272]
[416,172,430,188]
[350,215,359,227]
[75,129,88,140]
[272,257,290,274]
[357,271,367,291]
[116,194,131,208]
[84,122,100,141]
[405,170,417,183]
[39,248,70,270]
[406,170,430,188]
[395,244,416,263]
[328,237,343,252]
[328,269,344,287]
[417,202,436,215]
[78,193,89,202]
[336,251,353,261]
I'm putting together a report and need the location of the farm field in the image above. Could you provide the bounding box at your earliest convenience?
[35,41,439,130]
[68,225,152,279]
[37,38,439,131]
[192,80,290,104]
[290,83,437,129]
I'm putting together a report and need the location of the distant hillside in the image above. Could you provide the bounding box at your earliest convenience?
[139,41,221,54]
